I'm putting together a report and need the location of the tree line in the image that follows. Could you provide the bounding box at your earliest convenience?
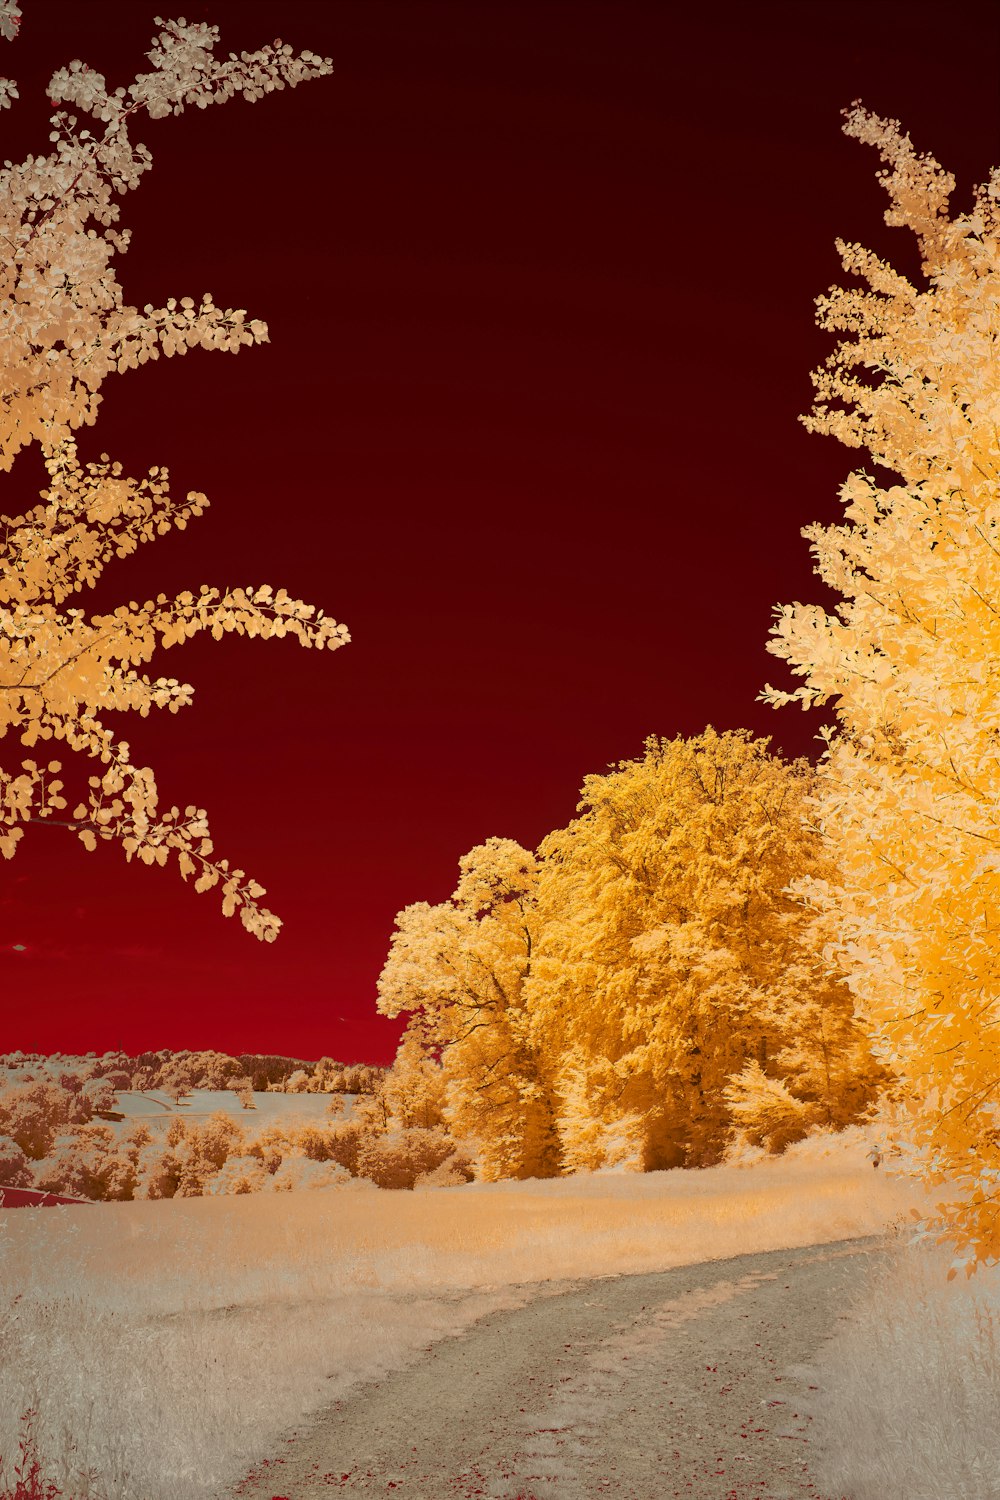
[0,1049,385,1098]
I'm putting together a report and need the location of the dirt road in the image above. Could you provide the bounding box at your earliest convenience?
[225,1234,889,1500]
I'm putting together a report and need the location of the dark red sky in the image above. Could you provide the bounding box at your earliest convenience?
[3,1,998,1063]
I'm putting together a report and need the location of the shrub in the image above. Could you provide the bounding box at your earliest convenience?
[268,1156,352,1191]
[0,1082,84,1160]
[204,1155,267,1195]
[0,1136,33,1189]
[356,1126,463,1190]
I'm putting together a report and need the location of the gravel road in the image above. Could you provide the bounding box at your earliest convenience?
[226,1234,891,1500]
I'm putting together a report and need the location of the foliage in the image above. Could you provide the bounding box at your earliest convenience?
[760,103,1000,1277]
[0,1133,32,1187]
[320,1060,387,1095]
[378,731,886,1176]
[0,12,346,940]
[79,1076,115,1112]
[0,1078,88,1158]
[268,1155,352,1191]
[134,1110,247,1197]
[355,1125,464,1190]
[529,728,886,1170]
[379,1027,448,1131]
[722,1060,813,1153]
[203,1152,265,1195]
[0,1047,379,1098]
[0,1050,472,1198]
[33,1120,148,1199]
[377,837,562,1180]
[228,1075,255,1109]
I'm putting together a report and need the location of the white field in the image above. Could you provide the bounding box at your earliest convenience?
[104,1088,356,1137]
[0,1122,995,1500]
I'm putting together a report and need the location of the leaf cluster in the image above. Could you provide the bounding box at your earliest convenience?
[0,14,344,939]
[761,105,1000,1277]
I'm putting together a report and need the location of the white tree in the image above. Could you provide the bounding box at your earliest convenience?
[229,1075,256,1110]
[0,11,346,940]
[761,104,1000,1276]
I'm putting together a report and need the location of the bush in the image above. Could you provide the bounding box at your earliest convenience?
[0,1081,86,1160]
[0,1135,33,1189]
[414,1152,475,1189]
[356,1126,463,1190]
[247,1124,296,1175]
[204,1155,267,1195]
[133,1113,247,1197]
[268,1156,352,1191]
[321,1120,369,1176]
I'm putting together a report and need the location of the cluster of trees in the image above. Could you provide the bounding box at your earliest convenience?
[372,106,1000,1284]
[0,1049,384,1101]
[377,728,895,1181]
[0,1059,470,1200]
[0,1050,393,1201]
[278,1057,386,1095]
[0,1072,116,1160]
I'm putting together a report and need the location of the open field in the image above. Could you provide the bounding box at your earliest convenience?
[101,1088,357,1138]
[0,1124,995,1500]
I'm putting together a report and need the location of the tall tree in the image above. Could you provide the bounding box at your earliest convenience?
[0,12,345,940]
[377,837,561,1179]
[528,728,886,1170]
[380,1026,448,1132]
[761,104,1000,1277]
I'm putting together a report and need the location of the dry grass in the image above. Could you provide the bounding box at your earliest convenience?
[794,1228,1000,1500]
[0,1125,957,1500]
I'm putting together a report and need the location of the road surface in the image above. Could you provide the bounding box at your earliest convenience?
[225,1234,889,1500]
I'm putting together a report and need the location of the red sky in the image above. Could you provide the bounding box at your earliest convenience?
[3,1,999,1064]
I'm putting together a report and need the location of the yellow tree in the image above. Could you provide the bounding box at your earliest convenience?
[380,1025,448,1132]
[376,837,561,1180]
[0,14,345,940]
[528,728,885,1171]
[761,104,1000,1276]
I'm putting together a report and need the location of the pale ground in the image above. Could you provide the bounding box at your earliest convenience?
[105,1088,356,1136]
[0,1124,995,1500]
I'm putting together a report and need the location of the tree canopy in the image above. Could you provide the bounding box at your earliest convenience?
[0,11,345,939]
[761,104,1000,1277]
[379,729,886,1178]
